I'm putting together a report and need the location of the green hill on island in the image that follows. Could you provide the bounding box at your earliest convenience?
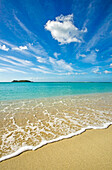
[12,80,32,82]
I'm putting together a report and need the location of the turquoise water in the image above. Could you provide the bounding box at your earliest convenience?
[0,82,112,101]
[0,82,112,161]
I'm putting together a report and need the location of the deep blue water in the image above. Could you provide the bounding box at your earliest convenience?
[0,82,112,101]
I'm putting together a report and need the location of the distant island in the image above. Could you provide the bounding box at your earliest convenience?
[12,80,32,82]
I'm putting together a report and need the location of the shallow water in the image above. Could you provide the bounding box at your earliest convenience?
[0,82,112,101]
[0,93,112,161]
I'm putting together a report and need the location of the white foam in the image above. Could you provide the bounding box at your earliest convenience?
[0,122,112,162]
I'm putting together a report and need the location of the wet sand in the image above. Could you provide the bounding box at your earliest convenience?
[1,125,112,170]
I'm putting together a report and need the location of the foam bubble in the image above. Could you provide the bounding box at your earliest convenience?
[0,93,112,162]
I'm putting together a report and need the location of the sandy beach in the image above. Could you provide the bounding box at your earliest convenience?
[1,125,112,170]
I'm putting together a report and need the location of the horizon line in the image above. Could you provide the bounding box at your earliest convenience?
[0,81,112,83]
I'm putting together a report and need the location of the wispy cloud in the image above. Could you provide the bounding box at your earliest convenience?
[6,56,33,66]
[86,13,112,51]
[6,67,27,74]
[0,56,33,67]
[49,57,74,72]
[14,14,34,36]
[31,67,51,74]
[0,57,23,66]
[0,44,9,51]
[28,43,48,57]
[0,40,15,48]
[45,14,87,44]
[0,67,26,74]
[0,68,8,72]
[74,72,87,75]
[36,56,47,63]
[37,65,49,70]
[81,50,97,64]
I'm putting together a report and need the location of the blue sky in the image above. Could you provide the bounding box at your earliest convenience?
[0,0,112,82]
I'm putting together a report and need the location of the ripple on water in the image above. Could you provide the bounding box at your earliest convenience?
[0,93,112,161]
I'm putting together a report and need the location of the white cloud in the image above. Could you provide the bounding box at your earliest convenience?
[14,14,34,36]
[54,52,60,58]
[6,56,33,66]
[12,45,28,51]
[0,57,22,66]
[86,13,112,51]
[31,67,50,74]
[0,67,26,74]
[110,63,112,68]
[95,49,99,52]
[0,68,7,72]
[92,66,101,74]
[45,14,87,44]
[0,56,33,67]
[104,70,112,74]
[28,43,48,57]
[81,50,97,64]
[75,72,87,75]
[0,45,9,51]
[36,56,47,63]
[0,40,15,48]
[80,54,86,57]
[6,68,27,74]
[49,57,73,72]
[54,72,74,76]
[38,65,49,70]
[0,39,32,57]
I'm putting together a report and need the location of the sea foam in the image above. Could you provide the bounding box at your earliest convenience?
[0,93,112,162]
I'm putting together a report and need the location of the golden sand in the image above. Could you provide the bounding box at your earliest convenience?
[0,125,112,170]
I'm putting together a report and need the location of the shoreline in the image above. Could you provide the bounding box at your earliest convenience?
[0,124,112,170]
[1,91,112,102]
[0,122,112,162]
[0,92,112,163]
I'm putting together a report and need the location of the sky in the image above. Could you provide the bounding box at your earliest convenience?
[0,0,112,82]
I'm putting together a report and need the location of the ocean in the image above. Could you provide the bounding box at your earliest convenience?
[0,82,112,161]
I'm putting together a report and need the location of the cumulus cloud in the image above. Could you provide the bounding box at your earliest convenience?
[45,14,87,44]
[104,70,112,74]
[0,40,30,55]
[0,45,9,51]
[12,45,28,51]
